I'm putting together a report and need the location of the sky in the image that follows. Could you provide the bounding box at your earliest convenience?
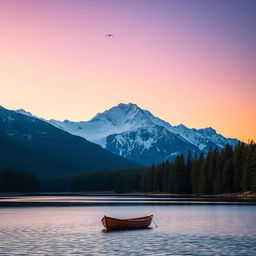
[0,0,255,142]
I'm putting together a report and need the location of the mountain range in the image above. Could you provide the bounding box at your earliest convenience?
[16,103,238,166]
[0,106,139,176]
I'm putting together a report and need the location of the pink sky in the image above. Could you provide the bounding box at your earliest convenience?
[0,0,255,142]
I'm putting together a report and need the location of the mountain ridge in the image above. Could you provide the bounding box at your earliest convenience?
[0,106,140,176]
[15,103,238,165]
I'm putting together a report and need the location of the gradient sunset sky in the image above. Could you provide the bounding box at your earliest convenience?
[0,0,255,142]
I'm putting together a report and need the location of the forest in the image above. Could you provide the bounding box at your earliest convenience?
[71,168,146,193]
[1,141,255,194]
[72,141,256,194]
[0,168,39,192]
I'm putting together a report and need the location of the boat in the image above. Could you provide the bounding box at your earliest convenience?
[101,215,154,230]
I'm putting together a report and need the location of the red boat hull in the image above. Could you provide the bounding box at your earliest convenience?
[101,215,153,230]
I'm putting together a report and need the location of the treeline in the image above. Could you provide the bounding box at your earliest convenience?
[71,168,146,193]
[0,168,39,192]
[143,142,256,194]
[3,141,253,194]
[72,142,256,194]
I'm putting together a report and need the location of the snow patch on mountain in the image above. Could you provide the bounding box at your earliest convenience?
[15,103,238,165]
[106,125,200,165]
[45,103,172,147]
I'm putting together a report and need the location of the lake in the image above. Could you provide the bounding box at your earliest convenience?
[0,196,256,255]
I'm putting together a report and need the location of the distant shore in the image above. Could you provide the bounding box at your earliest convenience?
[146,191,256,199]
[0,191,256,199]
[1,191,256,207]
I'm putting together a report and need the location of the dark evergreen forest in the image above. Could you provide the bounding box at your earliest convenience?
[72,142,256,194]
[0,168,39,192]
[71,168,146,193]
[1,141,255,194]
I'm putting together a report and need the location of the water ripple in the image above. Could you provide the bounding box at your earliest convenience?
[0,204,256,255]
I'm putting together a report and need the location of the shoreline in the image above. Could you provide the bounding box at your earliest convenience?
[1,191,256,207]
[0,191,256,199]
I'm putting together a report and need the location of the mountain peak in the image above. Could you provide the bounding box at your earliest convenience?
[14,103,238,164]
[117,102,138,109]
[90,103,146,124]
[16,109,33,117]
[115,102,141,115]
[198,127,217,136]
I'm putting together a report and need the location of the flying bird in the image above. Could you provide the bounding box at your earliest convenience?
[106,34,114,37]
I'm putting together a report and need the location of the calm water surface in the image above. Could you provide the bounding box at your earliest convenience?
[0,196,256,255]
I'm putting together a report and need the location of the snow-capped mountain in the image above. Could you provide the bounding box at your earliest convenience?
[16,103,238,165]
[106,125,199,165]
[1,106,139,176]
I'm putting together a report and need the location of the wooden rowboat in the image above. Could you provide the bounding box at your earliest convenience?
[101,215,153,230]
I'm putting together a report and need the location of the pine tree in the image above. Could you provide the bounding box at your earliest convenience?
[214,152,223,194]
[199,156,208,195]
[232,142,245,192]
[167,163,175,193]
[252,149,256,192]
[222,158,233,193]
[191,153,203,195]
[173,154,186,193]
[242,141,254,191]
[207,148,219,193]
[162,161,170,192]
[185,150,192,193]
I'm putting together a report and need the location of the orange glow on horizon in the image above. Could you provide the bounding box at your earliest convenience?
[0,0,255,142]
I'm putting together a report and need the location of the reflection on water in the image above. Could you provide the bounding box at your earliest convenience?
[0,195,254,206]
[0,202,256,255]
